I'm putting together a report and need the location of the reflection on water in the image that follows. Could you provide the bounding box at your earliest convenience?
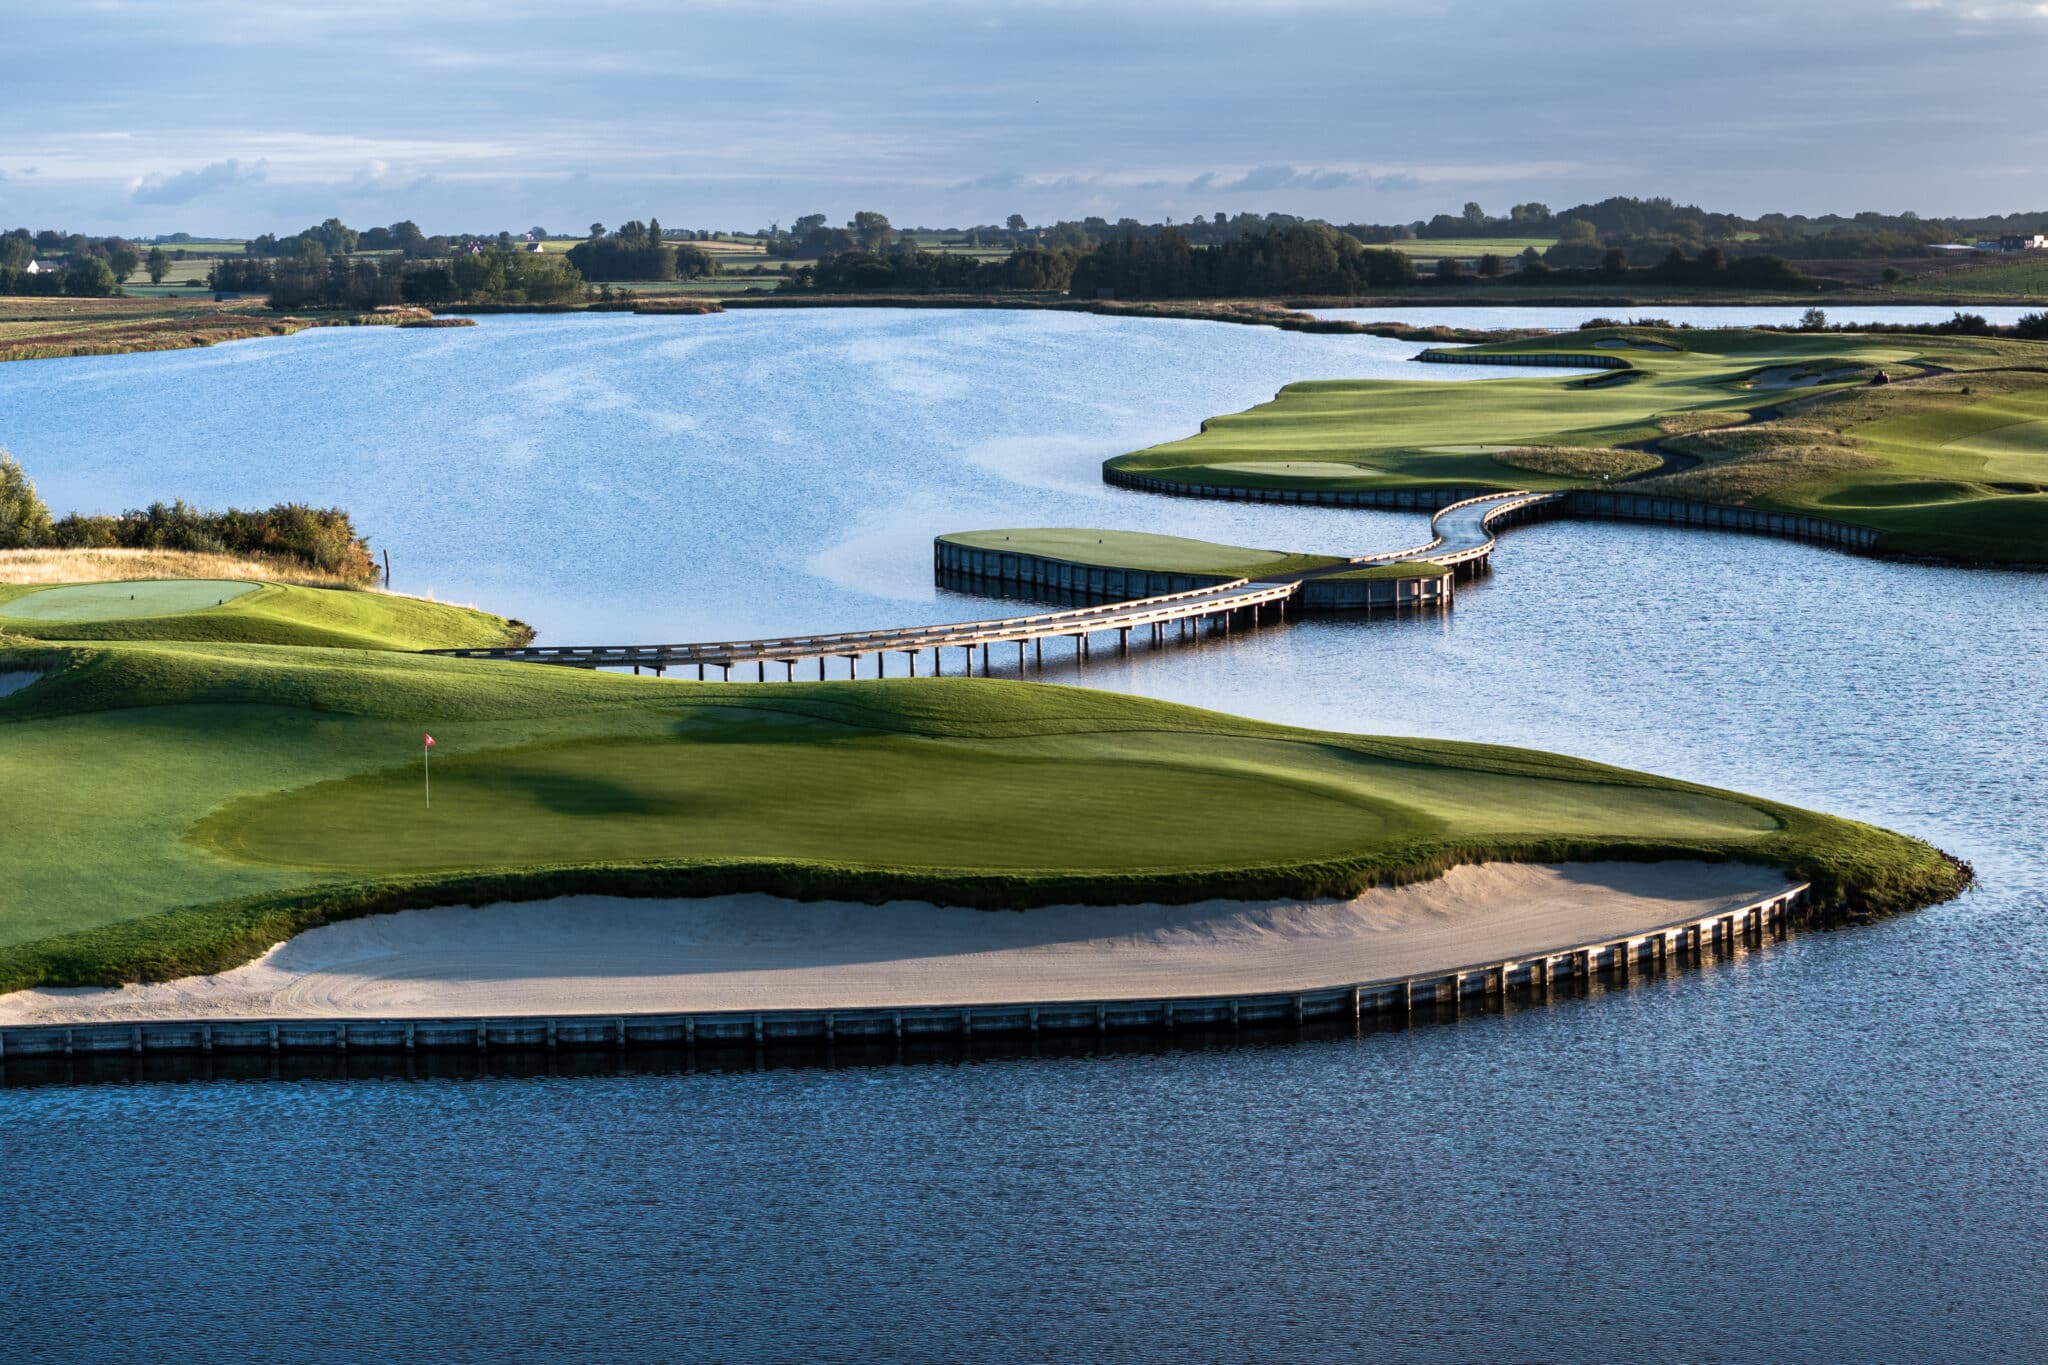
[1,309,2044,1360]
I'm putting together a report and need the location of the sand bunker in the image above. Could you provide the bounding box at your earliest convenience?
[1747,366,1862,390]
[0,862,1799,1025]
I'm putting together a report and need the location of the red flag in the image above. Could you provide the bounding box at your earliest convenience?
[424,734,435,747]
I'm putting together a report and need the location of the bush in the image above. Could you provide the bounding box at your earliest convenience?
[0,449,55,549]
[0,454,377,579]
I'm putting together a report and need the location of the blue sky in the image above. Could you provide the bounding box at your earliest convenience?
[3,0,2046,236]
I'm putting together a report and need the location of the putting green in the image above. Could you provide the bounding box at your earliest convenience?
[1,579,260,622]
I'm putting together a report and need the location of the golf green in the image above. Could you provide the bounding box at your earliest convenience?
[1,579,261,621]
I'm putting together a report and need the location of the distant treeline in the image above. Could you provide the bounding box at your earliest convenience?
[565,220,715,282]
[773,226,1815,299]
[0,452,376,580]
[0,227,139,296]
[213,248,583,309]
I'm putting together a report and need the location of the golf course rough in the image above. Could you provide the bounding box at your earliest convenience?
[0,579,532,651]
[0,628,1968,993]
[1103,325,2048,564]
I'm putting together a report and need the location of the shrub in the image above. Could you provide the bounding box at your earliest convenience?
[0,449,55,548]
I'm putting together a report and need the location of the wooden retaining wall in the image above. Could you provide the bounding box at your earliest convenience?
[1559,490,1883,551]
[1416,349,1631,370]
[933,539,1237,606]
[1105,466,1473,510]
[1299,572,1453,610]
[1105,468,1885,558]
[0,886,1806,1064]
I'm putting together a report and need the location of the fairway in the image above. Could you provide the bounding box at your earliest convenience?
[1105,325,2048,562]
[0,579,260,621]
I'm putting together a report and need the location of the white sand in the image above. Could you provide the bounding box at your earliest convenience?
[0,862,1797,1025]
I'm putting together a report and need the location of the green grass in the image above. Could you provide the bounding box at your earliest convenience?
[1106,326,2048,562]
[939,528,1343,579]
[0,636,1965,991]
[1885,256,2048,301]
[1381,236,1558,258]
[0,580,529,651]
[1319,562,1452,581]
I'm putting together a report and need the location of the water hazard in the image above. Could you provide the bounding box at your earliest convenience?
[0,308,2042,1360]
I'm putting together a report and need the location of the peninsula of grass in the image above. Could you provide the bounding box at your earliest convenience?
[938,528,1343,580]
[1320,561,1453,581]
[1106,325,2048,564]
[0,604,1967,992]
[0,579,530,651]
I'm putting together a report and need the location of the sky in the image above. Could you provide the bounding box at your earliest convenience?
[3,0,2047,237]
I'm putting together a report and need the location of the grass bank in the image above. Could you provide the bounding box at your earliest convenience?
[0,579,530,651]
[0,299,455,363]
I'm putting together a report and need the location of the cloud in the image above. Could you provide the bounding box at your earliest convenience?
[343,159,432,197]
[1186,164,1361,194]
[128,158,267,205]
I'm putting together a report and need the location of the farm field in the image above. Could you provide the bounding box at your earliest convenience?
[1380,236,1558,259]
[1107,325,2048,562]
[0,582,1961,989]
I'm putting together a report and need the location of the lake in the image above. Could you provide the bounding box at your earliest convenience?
[1,308,2042,1361]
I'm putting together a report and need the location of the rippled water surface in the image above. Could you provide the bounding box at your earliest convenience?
[1,309,2043,1362]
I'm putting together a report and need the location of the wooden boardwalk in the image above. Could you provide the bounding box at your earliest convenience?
[428,490,1552,678]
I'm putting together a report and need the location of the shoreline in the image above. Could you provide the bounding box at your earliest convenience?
[0,862,1797,1028]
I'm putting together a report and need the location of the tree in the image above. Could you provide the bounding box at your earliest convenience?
[529,225,549,241]
[1435,255,1467,282]
[1477,253,1505,278]
[65,257,118,296]
[849,210,894,251]
[1462,201,1486,226]
[1599,247,1630,276]
[1006,213,1028,233]
[648,216,663,243]
[1801,308,1829,331]
[1881,266,1905,285]
[791,213,828,237]
[145,247,171,285]
[589,222,605,241]
[104,242,141,283]
[0,449,54,549]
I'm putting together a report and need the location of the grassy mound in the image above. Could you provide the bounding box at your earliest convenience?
[1105,326,2048,563]
[0,639,1967,992]
[0,580,530,651]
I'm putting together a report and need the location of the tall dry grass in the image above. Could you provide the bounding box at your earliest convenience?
[0,547,354,587]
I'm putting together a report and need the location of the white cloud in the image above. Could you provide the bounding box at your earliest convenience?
[128,158,267,206]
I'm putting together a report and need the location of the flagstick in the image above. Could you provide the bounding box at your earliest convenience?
[424,742,430,808]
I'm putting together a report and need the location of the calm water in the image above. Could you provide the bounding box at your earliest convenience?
[1,309,2044,1362]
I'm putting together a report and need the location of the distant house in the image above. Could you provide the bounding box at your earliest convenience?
[527,241,546,253]
[1977,234,2048,252]
[22,259,44,275]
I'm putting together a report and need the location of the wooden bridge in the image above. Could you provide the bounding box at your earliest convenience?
[427,490,1554,679]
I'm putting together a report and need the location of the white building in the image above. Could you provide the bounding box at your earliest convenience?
[22,259,44,275]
